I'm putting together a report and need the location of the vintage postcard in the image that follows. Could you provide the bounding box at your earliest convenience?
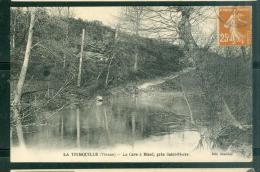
[10,6,252,162]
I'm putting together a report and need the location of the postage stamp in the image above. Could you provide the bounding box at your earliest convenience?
[218,6,252,46]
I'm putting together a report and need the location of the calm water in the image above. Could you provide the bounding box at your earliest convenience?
[23,90,200,149]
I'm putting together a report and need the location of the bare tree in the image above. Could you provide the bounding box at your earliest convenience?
[105,24,120,87]
[77,28,85,87]
[120,7,147,72]
[11,9,17,49]
[145,7,245,129]
[12,9,36,147]
[63,7,70,69]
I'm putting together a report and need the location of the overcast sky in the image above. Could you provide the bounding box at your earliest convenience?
[70,7,216,46]
[71,7,121,27]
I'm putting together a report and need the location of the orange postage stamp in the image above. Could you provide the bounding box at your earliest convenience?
[218,6,252,46]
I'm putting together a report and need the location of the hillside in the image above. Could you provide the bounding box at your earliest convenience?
[10,9,184,109]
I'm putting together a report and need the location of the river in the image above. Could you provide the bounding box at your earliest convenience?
[23,83,199,149]
[12,70,250,162]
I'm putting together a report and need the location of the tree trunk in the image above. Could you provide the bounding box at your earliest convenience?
[103,107,110,143]
[133,25,139,73]
[178,8,198,52]
[76,108,80,148]
[131,113,136,139]
[13,9,36,147]
[12,10,16,49]
[223,99,243,129]
[77,28,85,87]
[63,8,69,70]
[105,26,119,87]
[241,46,247,62]
[134,49,138,72]
[63,55,66,68]
[177,8,199,67]
[177,8,238,126]
[134,11,141,73]
[181,82,195,124]
[60,115,64,146]
[46,81,50,98]
[177,8,221,124]
[105,55,114,87]
[67,7,70,18]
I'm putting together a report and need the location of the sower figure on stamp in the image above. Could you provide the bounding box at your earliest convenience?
[224,9,248,44]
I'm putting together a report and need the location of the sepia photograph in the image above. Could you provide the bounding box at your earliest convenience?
[10,6,252,162]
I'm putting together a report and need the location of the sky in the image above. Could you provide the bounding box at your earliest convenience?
[13,6,217,46]
[71,7,121,27]
[70,7,216,47]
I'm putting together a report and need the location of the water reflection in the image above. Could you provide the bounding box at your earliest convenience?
[76,108,80,148]
[24,91,198,149]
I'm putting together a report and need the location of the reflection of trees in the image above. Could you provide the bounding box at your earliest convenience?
[102,106,111,144]
[76,107,80,148]
[60,114,64,146]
